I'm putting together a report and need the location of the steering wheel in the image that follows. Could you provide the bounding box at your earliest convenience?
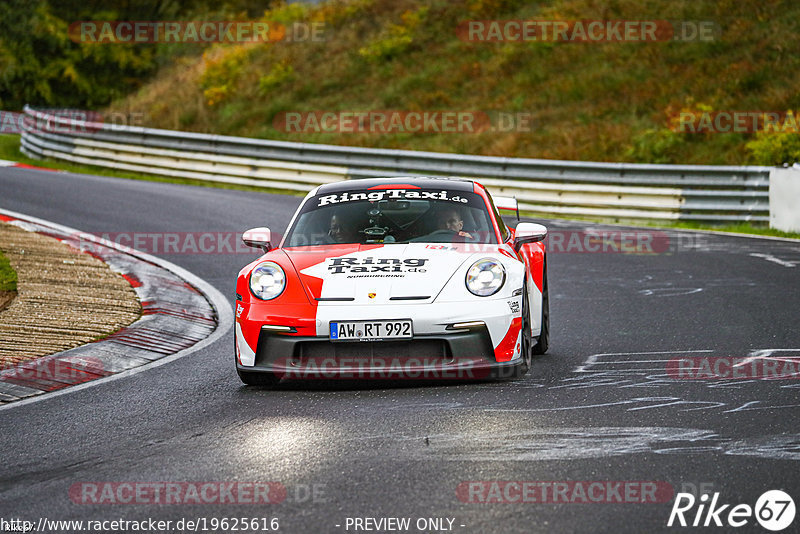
[426,229,457,237]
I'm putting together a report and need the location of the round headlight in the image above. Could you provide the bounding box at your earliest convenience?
[249,261,286,300]
[465,258,505,297]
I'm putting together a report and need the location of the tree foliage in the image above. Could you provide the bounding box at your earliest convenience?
[0,0,272,110]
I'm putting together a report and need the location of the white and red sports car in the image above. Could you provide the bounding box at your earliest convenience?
[235,177,548,384]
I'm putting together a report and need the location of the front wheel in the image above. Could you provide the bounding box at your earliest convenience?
[512,280,534,378]
[532,261,549,355]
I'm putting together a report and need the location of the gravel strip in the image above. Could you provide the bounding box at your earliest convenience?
[0,223,141,366]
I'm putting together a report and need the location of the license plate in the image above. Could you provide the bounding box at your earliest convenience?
[330,319,413,341]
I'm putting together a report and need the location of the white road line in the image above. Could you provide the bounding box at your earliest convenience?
[749,253,798,267]
[574,349,713,372]
[733,348,800,368]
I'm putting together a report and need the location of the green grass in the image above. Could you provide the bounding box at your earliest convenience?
[0,135,304,197]
[0,249,17,292]
[518,209,800,240]
[663,221,800,240]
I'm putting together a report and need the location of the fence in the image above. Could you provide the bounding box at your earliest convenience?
[19,106,772,223]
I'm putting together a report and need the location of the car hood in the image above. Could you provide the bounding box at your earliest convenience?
[283,243,500,305]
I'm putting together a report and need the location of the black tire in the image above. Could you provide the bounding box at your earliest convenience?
[237,368,281,386]
[512,279,533,378]
[532,260,549,355]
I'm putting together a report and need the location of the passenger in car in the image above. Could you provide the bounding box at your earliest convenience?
[437,208,473,239]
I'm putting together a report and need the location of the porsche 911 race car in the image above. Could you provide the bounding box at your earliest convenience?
[234,177,548,384]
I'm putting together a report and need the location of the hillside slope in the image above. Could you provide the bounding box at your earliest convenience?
[108,0,800,165]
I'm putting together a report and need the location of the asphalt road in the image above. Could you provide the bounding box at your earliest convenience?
[1,166,799,533]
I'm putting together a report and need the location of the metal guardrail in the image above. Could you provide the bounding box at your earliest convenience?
[19,106,772,222]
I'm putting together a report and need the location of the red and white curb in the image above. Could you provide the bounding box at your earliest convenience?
[0,208,232,409]
[0,158,59,172]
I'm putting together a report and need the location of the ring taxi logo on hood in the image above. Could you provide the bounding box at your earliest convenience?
[317,189,469,206]
[327,257,428,274]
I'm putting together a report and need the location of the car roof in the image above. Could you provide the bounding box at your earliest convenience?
[315,176,475,195]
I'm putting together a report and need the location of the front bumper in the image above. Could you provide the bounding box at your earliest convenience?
[236,326,523,381]
[237,297,524,368]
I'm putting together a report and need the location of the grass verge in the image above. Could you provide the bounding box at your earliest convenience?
[0,249,17,292]
[517,210,800,240]
[663,221,800,240]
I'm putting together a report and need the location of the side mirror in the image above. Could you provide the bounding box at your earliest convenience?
[513,222,547,252]
[242,227,272,252]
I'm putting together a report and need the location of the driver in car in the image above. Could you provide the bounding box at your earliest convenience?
[436,208,473,239]
[328,214,357,243]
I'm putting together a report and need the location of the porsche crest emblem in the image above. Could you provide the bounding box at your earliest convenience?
[368,292,376,299]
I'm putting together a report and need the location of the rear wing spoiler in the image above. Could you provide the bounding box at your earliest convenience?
[493,196,520,221]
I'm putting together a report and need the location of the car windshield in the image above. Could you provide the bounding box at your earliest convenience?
[284,187,497,246]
